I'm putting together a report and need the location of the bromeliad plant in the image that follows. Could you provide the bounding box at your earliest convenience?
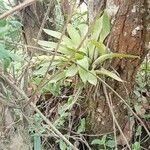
[34,11,139,86]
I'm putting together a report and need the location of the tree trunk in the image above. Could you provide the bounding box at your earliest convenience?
[0,1,57,149]
[20,0,55,54]
[12,0,149,146]
[86,0,150,134]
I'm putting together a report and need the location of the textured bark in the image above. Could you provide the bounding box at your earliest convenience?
[0,1,57,149]
[88,0,106,23]
[61,0,71,21]
[20,0,55,54]
[6,0,148,143]
[86,0,150,134]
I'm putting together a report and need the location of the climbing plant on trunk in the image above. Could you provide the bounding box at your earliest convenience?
[86,0,150,134]
[20,0,149,134]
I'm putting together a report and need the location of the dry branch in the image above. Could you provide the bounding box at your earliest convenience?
[0,0,37,19]
[0,73,78,150]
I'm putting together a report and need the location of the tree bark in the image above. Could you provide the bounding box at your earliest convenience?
[86,0,150,134]
[20,0,55,54]
[12,0,149,143]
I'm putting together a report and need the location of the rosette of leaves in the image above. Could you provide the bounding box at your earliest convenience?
[36,11,139,86]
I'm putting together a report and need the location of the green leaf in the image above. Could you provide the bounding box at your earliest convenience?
[0,19,9,37]
[78,67,88,84]
[135,126,142,136]
[105,140,116,148]
[78,23,88,37]
[34,61,63,76]
[0,44,12,70]
[66,64,78,77]
[9,20,23,28]
[62,36,74,48]
[0,44,10,59]
[34,134,42,150]
[67,24,81,46]
[49,72,66,83]
[58,45,74,55]
[9,52,23,62]
[77,57,89,83]
[0,26,8,36]
[60,47,84,57]
[0,19,7,27]
[75,51,85,60]
[43,29,61,39]
[3,58,11,71]
[132,142,141,150]
[59,140,67,150]
[42,83,60,96]
[32,55,66,64]
[144,114,150,119]
[87,70,97,85]
[93,53,139,67]
[91,15,103,41]
[95,68,123,82]
[77,56,89,70]
[0,44,22,64]
[77,118,86,133]
[38,40,57,49]
[33,63,51,76]
[89,14,103,58]
[100,11,110,42]
[91,139,103,145]
[101,135,107,144]
[91,40,106,55]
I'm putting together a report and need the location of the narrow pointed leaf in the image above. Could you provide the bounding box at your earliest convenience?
[78,24,88,37]
[77,57,89,83]
[49,72,66,83]
[91,40,106,55]
[87,70,97,85]
[38,40,57,49]
[34,135,42,150]
[67,24,81,46]
[95,68,123,82]
[91,16,103,41]
[0,44,10,59]
[91,139,103,145]
[62,36,74,48]
[100,11,110,42]
[78,67,88,84]
[93,53,139,67]
[77,56,89,70]
[43,29,61,39]
[66,64,78,77]
[77,118,86,133]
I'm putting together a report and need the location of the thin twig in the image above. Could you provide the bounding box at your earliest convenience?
[0,40,60,55]
[26,3,105,107]
[31,103,79,150]
[109,93,118,150]
[0,0,37,19]
[0,73,78,150]
[35,1,53,44]
[70,62,150,137]
[25,1,77,106]
[98,76,150,137]
[102,83,131,150]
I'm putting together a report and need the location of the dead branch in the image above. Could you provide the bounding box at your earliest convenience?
[0,0,37,19]
[0,73,79,150]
